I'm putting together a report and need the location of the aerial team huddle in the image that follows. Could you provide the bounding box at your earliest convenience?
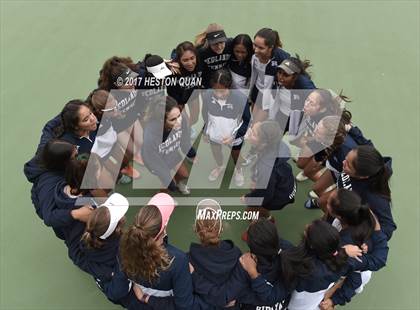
[24,23,396,310]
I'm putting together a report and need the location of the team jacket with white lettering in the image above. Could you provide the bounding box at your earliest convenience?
[167,63,204,105]
[198,39,233,87]
[248,48,290,107]
[142,118,194,187]
[201,90,251,145]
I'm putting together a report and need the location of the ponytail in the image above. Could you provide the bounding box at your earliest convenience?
[246,218,288,286]
[195,30,207,47]
[330,189,375,246]
[86,89,112,120]
[254,28,282,49]
[305,220,348,272]
[353,204,375,246]
[354,146,391,200]
[194,218,221,247]
[290,54,312,78]
[119,205,172,283]
[333,90,353,124]
[280,244,313,289]
[64,157,89,196]
[321,247,348,272]
[81,230,105,249]
[272,30,282,48]
[81,207,111,249]
[335,89,352,106]
[318,115,347,159]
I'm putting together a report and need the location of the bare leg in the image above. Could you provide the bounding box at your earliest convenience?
[188,97,200,125]
[313,170,334,196]
[210,143,224,167]
[174,162,189,183]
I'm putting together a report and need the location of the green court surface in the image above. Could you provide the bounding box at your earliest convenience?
[1,1,419,309]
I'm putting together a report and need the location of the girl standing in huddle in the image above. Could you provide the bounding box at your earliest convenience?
[202,69,251,186]
[142,96,195,194]
[228,34,253,95]
[98,57,144,178]
[195,23,233,87]
[271,56,316,129]
[168,41,204,142]
[249,28,289,122]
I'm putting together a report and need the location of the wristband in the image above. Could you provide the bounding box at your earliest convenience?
[141,293,149,304]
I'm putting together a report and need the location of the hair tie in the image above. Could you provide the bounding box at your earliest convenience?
[333,250,339,256]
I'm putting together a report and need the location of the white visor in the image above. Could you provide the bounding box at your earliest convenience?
[99,193,129,239]
[146,63,172,79]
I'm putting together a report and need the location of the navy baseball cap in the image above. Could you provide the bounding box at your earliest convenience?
[206,30,227,45]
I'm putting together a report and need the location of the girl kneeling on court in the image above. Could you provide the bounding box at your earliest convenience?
[302,115,358,209]
[242,121,296,219]
[202,69,251,186]
[292,89,347,182]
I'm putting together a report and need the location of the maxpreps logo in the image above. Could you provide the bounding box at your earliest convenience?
[197,209,259,221]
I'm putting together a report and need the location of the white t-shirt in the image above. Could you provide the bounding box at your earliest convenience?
[268,87,291,120]
[254,57,268,91]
